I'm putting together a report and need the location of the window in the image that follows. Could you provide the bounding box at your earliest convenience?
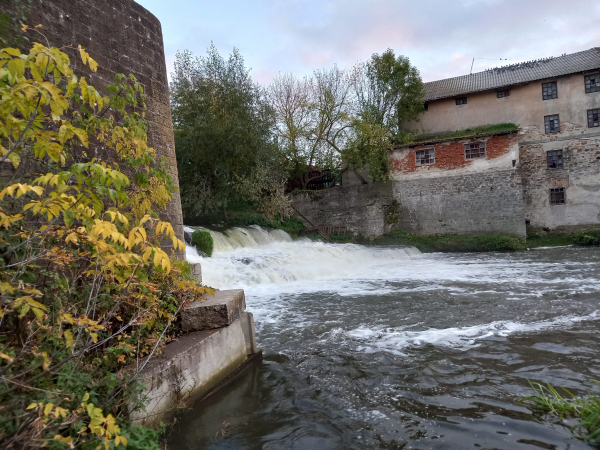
[423,102,429,111]
[464,142,486,159]
[542,82,558,100]
[588,109,600,128]
[415,148,435,165]
[585,73,600,93]
[455,97,467,105]
[549,187,565,205]
[544,114,560,133]
[547,150,563,169]
[497,90,510,98]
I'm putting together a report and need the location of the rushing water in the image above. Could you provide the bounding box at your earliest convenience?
[170,229,600,449]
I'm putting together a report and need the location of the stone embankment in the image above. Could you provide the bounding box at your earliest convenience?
[130,285,260,426]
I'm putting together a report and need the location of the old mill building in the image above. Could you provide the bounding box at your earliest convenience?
[390,47,600,236]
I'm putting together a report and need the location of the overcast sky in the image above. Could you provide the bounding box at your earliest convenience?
[136,0,600,85]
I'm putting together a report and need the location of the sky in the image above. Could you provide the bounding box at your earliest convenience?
[136,0,600,86]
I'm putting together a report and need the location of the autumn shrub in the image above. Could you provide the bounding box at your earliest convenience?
[191,230,213,256]
[0,31,211,449]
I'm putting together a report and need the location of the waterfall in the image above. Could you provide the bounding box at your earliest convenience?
[184,225,293,252]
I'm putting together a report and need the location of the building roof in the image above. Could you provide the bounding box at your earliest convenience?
[424,48,600,101]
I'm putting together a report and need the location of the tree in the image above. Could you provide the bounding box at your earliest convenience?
[268,67,353,189]
[0,33,208,449]
[347,49,424,181]
[171,44,289,221]
[268,50,423,187]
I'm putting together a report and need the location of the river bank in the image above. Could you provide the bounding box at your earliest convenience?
[304,227,600,253]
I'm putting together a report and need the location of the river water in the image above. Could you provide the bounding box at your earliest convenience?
[169,229,600,449]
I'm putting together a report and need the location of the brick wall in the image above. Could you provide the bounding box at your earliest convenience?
[24,0,184,249]
[390,133,518,174]
[392,170,526,236]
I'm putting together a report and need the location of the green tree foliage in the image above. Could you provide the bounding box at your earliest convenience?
[0,34,210,449]
[171,44,290,221]
[347,49,425,180]
[268,49,424,185]
[191,230,213,256]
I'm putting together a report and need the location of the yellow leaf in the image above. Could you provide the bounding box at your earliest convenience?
[27,403,37,410]
[82,392,90,402]
[64,330,74,349]
[117,355,125,364]
[90,332,98,343]
[0,352,14,363]
[44,402,53,416]
[21,24,28,32]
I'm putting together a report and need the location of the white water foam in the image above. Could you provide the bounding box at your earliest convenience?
[344,311,600,355]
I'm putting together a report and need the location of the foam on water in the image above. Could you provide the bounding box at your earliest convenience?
[344,311,600,355]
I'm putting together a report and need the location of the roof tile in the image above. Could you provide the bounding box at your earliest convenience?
[424,48,600,101]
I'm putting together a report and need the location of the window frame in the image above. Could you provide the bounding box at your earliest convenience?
[496,90,510,98]
[588,108,600,128]
[415,148,435,166]
[584,73,600,94]
[455,97,467,105]
[542,81,558,100]
[544,114,560,133]
[464,142,487,160]
[546,150,563,169]
[549,187,566,205]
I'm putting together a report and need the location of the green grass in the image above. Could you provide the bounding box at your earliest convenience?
[413,123,518,144]
[309,228,600,252]
[522,382,600,445]
[365,231,526,252]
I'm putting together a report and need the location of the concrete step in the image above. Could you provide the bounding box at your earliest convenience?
[181,289,246,332]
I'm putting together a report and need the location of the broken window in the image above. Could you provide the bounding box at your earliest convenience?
[547,150,563,169]
[544,114,560,133]
[588,108,600,128]
[542,82,558,100]
[585,73,600,93]
[464,142,486,159]
[455,97,467,105]
[497,90,509,98]
[549,187,566,205]
[415,148,435,165]
[423,102,428,111]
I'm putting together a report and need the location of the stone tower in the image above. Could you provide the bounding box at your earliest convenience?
[24,0,185,247]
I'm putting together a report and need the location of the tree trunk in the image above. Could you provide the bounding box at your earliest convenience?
[222,204,228,222]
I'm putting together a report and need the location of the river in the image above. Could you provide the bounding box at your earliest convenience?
[169,227,600,449]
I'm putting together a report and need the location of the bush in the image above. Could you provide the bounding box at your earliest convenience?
[0,40,211,449]
[192,230,214,256]
[572,229,600,246]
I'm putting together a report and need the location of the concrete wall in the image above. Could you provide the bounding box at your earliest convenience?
[26,0,184,247]
[411,72,600,135]
[388,133,525,236]
[392,170,525,236]
[291,183,396,237]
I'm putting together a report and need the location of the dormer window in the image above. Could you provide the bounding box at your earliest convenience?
[455,97,467,105]
[585,73,600,93]
[497,90,510,98]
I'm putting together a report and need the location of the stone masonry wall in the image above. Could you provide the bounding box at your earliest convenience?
[519,125,600,229]
[291,183,396,238]
[24,0,184,248]
[392,170,526,236]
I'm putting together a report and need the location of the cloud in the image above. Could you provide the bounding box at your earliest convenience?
[138,0,600,85]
